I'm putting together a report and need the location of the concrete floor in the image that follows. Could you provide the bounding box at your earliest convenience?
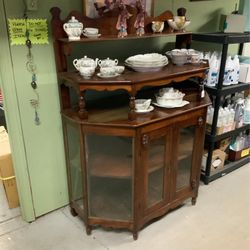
[0,164,249,250]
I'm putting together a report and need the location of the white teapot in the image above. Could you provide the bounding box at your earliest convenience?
[73,56,99,70]
[63,16,83,41]
[98,57,118,68]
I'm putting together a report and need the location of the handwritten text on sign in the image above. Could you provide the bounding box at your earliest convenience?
[8,19,49,45]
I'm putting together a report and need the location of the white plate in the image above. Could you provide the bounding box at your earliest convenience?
[152,100,190,108]
[125,63,167,72]
[125,60,168,67]
[83,33,101,38]
[135,105,154,113]
[97,73,120,78]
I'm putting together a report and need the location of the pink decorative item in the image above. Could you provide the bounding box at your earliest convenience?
[134,0,145,36]
[116,3,132,38]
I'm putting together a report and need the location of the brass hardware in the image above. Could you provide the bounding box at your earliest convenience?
[198,117,203,126]
[142,134,149,145]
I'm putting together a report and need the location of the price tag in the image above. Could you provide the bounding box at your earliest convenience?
[8,19,49,45]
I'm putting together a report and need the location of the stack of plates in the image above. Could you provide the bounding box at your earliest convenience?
[125,53,168,72]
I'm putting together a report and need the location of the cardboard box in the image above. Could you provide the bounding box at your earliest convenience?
[228,147,250,162]
[239,64,250,83]
[0,126,19,208]
[220,14,246,33]
[201,149,226,173]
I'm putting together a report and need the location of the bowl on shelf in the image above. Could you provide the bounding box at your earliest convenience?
[166,50,188,66]
[156,88,185,106]
[78,66,96,79]
[151,21,165,33]
[167,18,190,31]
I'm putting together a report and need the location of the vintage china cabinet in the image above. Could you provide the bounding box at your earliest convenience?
[50,7,211,239]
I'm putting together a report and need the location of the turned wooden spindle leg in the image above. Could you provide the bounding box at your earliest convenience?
[128,96,136,121]
[199,77,205,100]
[78,92,88,119]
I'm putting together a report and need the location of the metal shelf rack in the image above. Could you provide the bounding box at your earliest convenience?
[192,32,250,184]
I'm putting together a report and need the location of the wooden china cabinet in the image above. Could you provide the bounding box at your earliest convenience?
[50,7,211,239]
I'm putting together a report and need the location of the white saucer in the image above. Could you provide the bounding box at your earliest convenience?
[83,33,101,38]
[97,73,120,78]
[135,105,154,113]
[152,100,190,108]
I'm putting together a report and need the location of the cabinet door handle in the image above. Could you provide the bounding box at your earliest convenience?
[142,134,149,145]
[197,117,203,126]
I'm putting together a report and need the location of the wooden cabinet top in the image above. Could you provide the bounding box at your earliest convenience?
[59,62,209,94]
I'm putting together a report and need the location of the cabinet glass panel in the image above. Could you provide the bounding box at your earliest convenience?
[66,123,83,209]
[85,134,133,220]
[176,126,195,190]
[147,137,165,207]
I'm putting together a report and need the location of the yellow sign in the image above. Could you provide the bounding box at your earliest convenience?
[8,19,49,45]
[241,148,250,158]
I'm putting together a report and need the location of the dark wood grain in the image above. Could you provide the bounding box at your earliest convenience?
[51,6,211,239]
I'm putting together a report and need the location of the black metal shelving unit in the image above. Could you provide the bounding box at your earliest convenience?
[192,32,250,184]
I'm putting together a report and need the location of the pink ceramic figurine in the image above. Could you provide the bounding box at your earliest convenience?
[134,0,145,36]
[116,3,131,38]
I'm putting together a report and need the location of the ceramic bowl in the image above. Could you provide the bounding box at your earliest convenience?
[78,66,95,79]
[167,19,191,31]
[151,21,164,33]
[166,50,188,65]
[156,95,184,106]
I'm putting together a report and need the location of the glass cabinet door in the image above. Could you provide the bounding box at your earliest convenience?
[175,125,196,191]
[142,129,170,212]
[65,122,84,209]
[85,134,133,221]
[147,137,166,207]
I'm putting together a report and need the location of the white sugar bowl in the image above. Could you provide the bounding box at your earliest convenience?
[63,16,83,40]
[78,66,95,79]
[98,58,119,68]
[73,56,98,69]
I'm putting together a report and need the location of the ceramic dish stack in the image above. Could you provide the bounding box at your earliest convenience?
[125,53,168,72]
[153,87,189,108]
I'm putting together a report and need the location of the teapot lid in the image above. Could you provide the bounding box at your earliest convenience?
[82,55,94,61]
[68,16,79,23]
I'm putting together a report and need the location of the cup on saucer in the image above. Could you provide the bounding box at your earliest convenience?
[100,67,116,77]
[83,27,99,35]
[114,65,125,74]
[135,99,152,111]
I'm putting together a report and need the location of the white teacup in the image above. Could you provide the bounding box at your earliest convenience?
[84,27,99,35]
[114,66,125,74]
[78,66,95,79]
[190,53,202,64]
[135,99,151,111]
[100,67,116,76]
